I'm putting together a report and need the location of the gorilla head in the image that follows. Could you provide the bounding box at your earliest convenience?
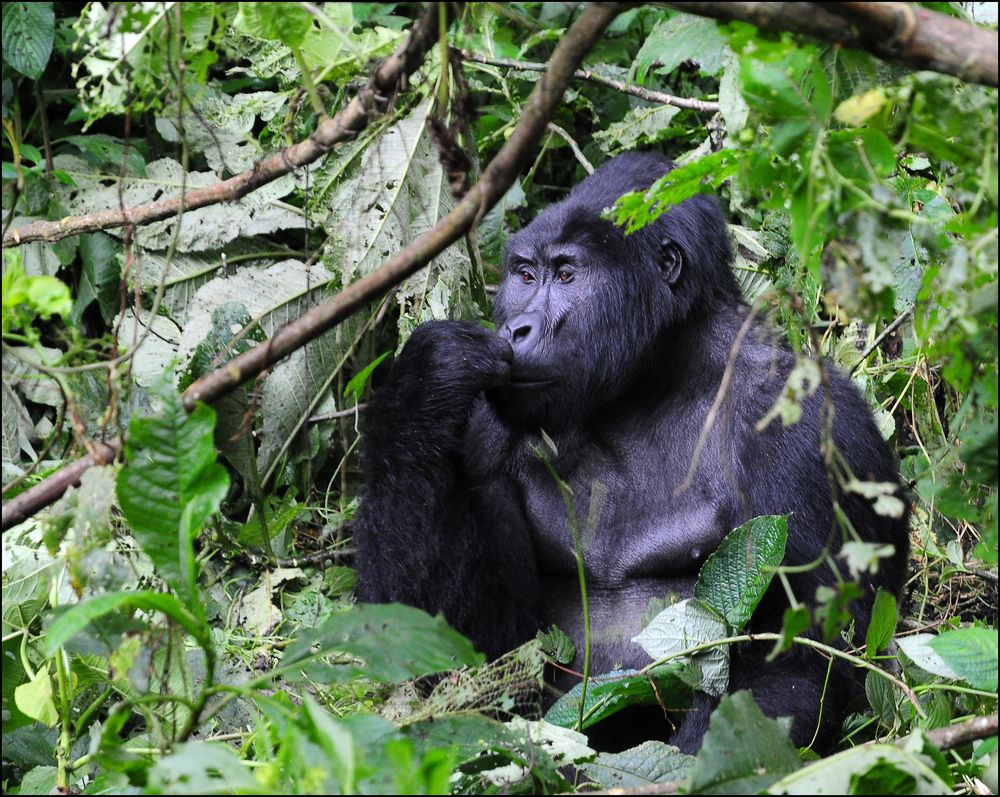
[493,153,741,428]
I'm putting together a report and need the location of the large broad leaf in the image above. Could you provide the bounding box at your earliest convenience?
[147,742,260,794]
[1,2,55,79]
[632,599,730,697]
[687,692,801,795]
[581,741,693,790]
[928,627,998,691]
[177,259,362,482]
[897,634,959,680]
[117,390,229,601]
[633,13,729,82]
[768,744,950,795]
[318,99,479,338]
[545,666,693,731]
[282,604,484,684]
[694,515,788,630]
[55,155,302,252]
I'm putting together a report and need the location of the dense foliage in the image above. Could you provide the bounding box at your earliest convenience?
[2,2,997,794]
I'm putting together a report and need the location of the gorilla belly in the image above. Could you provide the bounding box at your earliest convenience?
[543,576,697,693]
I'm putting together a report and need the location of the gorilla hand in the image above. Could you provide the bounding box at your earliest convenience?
[367,321,512,456]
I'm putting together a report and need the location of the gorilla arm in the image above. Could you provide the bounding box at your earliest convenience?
[352,321,543,659]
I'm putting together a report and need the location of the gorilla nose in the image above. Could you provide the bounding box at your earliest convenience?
[499,312,544,356]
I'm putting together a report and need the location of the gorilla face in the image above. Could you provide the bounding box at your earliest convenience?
[491,153,739,429]
[493,209,665,428]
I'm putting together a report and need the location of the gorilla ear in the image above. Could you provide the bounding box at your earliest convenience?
[660,238,683,286]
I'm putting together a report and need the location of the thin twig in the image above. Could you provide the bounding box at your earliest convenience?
[849,309,912,375]
[547,123,594,174]
[308,403,369,424]
[456,48,721,112]
[676,303,762,495]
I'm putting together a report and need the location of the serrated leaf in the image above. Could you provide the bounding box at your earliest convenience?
[117,390,229,601]
[537,624,576,666]
[283,604,483,683]
[695,515,788,630]
[594,104,681,155]
[1,2,55,79]
[545,666,693,730]
[234,1,313,48]
[897,634,959,680]
[632,599,730,697]
[582,740,693,789]
[865,590,898,659]
[928,628,998,691]
[688,692,800,794]
[610,150,741,234]
[634,14,728,83]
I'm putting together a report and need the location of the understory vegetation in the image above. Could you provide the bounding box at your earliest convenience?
[1,2,997,794]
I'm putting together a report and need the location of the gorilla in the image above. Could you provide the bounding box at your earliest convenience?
[354,151,909,752]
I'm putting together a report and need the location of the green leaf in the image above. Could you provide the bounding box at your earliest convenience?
[769,606,811,659]
[928,627,998,691]
[45,590,210,656]
[897,634,959,680]
[609,150,742,234]
[71,233,120,326]
[234,1,313,48]
[769,744,950,794]
[283,603,483,683]
[116,390,229,602]
[632,599,730,696]
[343,351,390,402]
[148,742,261,793]
[24,275,72,321]
[634,14,728,82]
[829,129,898,182]
[581,740,693,790]
[13,666,58,727]
[865,590,898,659]
[537,624,576,665]
[687,691,801,794]
[545,666,693,731]
[694,515,788,630]
[1,2,55,79]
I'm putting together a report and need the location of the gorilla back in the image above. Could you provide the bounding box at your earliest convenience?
[354,151,909,753]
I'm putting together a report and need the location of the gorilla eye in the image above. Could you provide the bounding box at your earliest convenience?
[518,268,535,284]
[556,269,574,283]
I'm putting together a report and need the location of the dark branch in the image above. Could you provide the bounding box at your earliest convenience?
[666,2,998,87]
[2,2,626,532]
[455,48,721,112]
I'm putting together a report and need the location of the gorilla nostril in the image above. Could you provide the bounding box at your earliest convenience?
[512,325,532,343]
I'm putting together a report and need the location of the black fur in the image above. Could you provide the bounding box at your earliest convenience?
[354,152,909,752]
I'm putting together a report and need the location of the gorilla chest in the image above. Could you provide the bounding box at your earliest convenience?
[513,441,735,584]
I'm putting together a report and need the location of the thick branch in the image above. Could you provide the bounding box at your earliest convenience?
[2,2,446,249]
[455,49,720,112]
[667,2,997,88]
[922,713,998,751]
[1,2,626,532]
